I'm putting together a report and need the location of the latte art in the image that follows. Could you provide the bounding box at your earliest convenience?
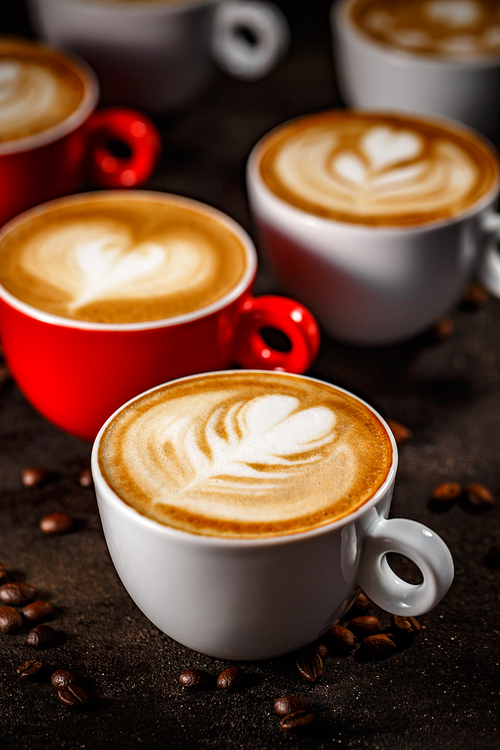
[350,0,500,57]
[257,110,498,226]
[0,38,86,145]
[0,193,248,324]
[98,372,393,538]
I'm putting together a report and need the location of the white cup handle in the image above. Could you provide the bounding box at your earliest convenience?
[356,517,454,616]
[211,0,290,80]
[478,211,500,296]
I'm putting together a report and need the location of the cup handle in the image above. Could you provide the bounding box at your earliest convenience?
[478,211,500,296]
[211,0,290,80]
[356,517,454,616]
[84,107,162,188]
[232,295,320,374]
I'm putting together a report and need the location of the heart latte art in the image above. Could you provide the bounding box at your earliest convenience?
[98,371,393,538]
[0,193,248,324]
[257,110,498,226]
[349,0,500,57]
[0,38,87,145]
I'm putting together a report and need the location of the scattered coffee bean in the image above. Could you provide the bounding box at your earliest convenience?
[39,512,73,535]
[432,482,463,502]
[0,581,37,606]
[0,562,7,582]
[360,634,397,659]
[348,615,381,640]
[178,668,213,690]
[21,466,50,487]
[0,363,10,389]
[347,592,372,616]
[465,483,495,509]
[17,659,43,678]
[280,710,314,733]
[79,469,93,488]
[461,282,489,310]
[51,669,77,689]
[58,684,88,707]
[27,624,57,648]
[274,695,311,717]
[484,542,500,568]
[22,600,54,622]
[328,624,357,655]
[0,605,23,634]
[316,642,328,658]
[216,666,245,691]
[391,615,421,639]
[296,647,323,683]
[386,419,413,445]
[433,316,454,342]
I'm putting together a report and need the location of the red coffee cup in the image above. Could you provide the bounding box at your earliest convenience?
[0,37,161,227]
[0,191,320,441]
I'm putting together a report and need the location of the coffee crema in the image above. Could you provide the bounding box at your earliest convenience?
[257,110,498,226]
[0,192,248,324]
[349,0,500,58]
[0,37,87,145]
[97,371,393,538]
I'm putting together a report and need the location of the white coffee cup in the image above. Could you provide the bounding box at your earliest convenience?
[27,0,290,112]
[246,108,500,345]
[91,370,454,661]
[331,0,500,141]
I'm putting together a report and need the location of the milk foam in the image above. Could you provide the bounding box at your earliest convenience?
[351,0,500,57]
[98,372,393,538]
[258,111,498,226]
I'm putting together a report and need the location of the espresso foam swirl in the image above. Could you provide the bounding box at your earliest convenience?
[0,39,86,144]
[98,372,393,538]
[350,0,500,57]
[0,193,248,323]
[258,111,498,226]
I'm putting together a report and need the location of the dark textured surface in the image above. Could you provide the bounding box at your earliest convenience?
[1,2,500,748]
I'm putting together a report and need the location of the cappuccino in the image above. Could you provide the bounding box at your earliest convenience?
[256,109,498,226]
[0,192,248,324]
[97,371,393,538]
[349,0,500,58]
[0,37,88,148]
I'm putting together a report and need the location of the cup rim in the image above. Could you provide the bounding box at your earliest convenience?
[247,107,500,234]
[44,0,218,15]
[334,0,500,69]
[0,190,258,331]
[91,369,399,549]
[0,36,99,157]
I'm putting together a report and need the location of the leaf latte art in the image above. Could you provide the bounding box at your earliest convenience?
[258,111,498,226]
[98,372,393,538]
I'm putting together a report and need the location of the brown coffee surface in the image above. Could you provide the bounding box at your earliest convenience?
[0,192,248,324]
[98,371,393,538]
[0,37,87,144]
[257,110,498,226]
[349,0,500,57]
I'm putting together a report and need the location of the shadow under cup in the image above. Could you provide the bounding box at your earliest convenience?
[0,191,320,441]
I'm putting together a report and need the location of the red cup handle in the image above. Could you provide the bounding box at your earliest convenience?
[232,295,320,374]
[85,107,162,188]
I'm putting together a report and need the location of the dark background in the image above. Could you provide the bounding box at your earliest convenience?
[1,1,499,748]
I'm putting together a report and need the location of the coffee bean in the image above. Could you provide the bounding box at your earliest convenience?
[17,659,43,678]
[0,605,23,634]
[485,542,500,568]
[22,600,54,622]
[27,624,57,647]
[79,469,93,488]
[21,467,50,487]
[328,624,357,655]
[0,363,10,389]
[348,615,381,639]
[296,648,323,683]
[360,634,397,659]
[433,316,454,342]
[0,582,37,606]
[280,710,314,733]
[432,482,463,502]
[386,419,412,445]
[51,669,77,689]
[274,695,311,717]
[316,642,328,658]
[391,615,421,639]
[58,684,88,707]
[39,512,73,535]
[216,666,245,691]
[465,483,495,509]
[0,562,7,582]
[461,282,489,310]
[347,592,372,617]
[178,668,213,690]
